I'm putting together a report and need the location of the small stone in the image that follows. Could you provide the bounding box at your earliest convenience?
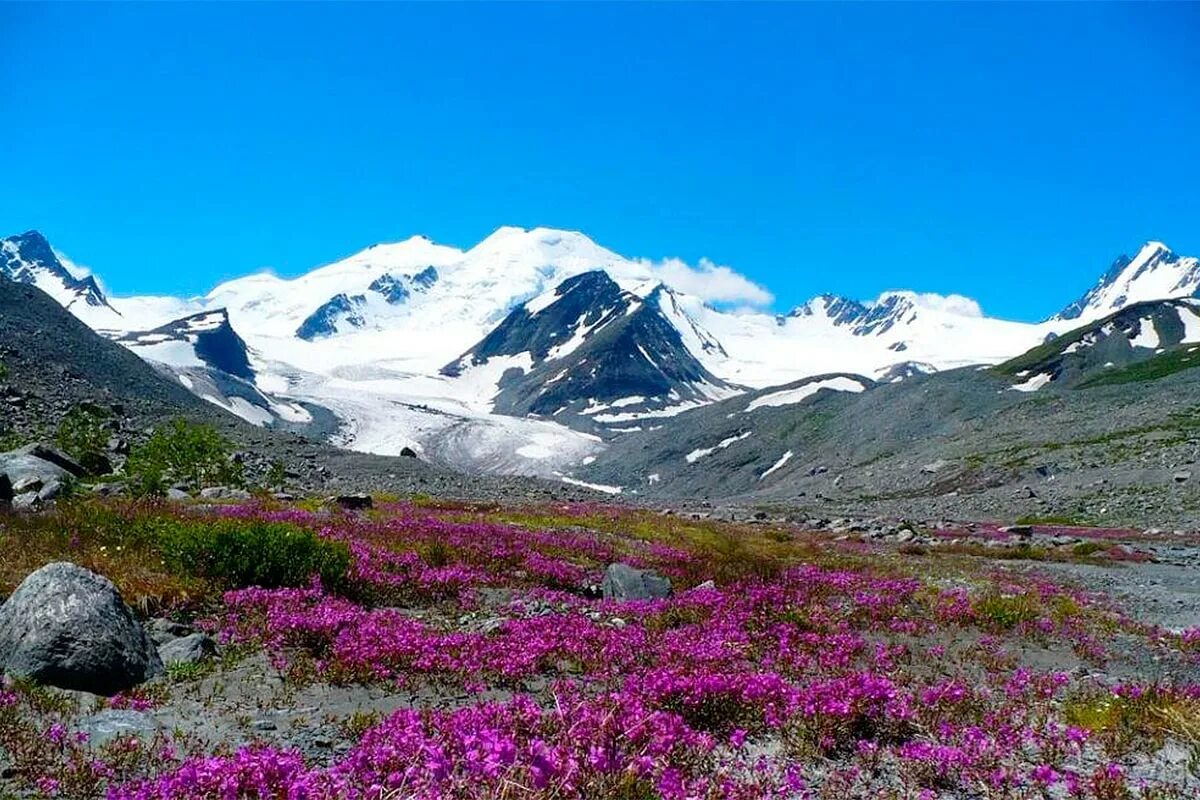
[158,633,217,666]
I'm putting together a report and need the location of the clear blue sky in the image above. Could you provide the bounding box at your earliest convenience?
[2,2,1197,320]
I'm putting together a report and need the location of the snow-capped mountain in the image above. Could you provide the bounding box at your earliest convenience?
[5,226,1198,485]
[1055,242,1200,324]
[117,309,313,428]
[443,271,739,432]
[1,231,115,321]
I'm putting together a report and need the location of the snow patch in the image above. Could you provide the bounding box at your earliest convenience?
[1010,373,1053,392]
[759,451,793,480]
[685,430,753,464]
[745,377,866,412]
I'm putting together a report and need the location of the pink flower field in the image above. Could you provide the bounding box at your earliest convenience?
[0,499,1197,799]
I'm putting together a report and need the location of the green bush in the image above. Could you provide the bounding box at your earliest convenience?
[153,518,350,591]
[126,418,243,496]
[55,405,112,475]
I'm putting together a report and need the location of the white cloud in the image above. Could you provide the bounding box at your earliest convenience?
[636,257,773,306]
[53,249,109,294]
[874,290,984,318]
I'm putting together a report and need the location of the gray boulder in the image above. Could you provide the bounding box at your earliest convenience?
[165,487,190,502]
[0,452,71,492]
[0,562,164,695]
[158,633,216,666]
[198,486,252,501]
[11,444,85,478]
[601,563,673,601]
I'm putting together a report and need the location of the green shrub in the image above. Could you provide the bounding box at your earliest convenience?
[55,405,112,475]
[153,518,350,591]
[126,419,243,496]
[973,592,1041,630]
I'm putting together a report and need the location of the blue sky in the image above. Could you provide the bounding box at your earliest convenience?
[2,2,1197,320]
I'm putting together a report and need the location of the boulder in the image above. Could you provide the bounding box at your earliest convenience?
[0,562,164,695]
[158,633,216,666]
[399,447,418,458]
[335,493,373,511]
[11,444,86,478]
[165,487,190,502]
[0,451,72,493]
[198,486,252,501]
[1173,470,1192,484]
[601,563,672,601]
[0,473,11,503]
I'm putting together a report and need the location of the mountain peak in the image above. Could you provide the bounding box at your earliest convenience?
[1055,240,1199,323]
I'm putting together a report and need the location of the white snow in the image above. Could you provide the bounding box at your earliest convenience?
[1010,373,1053,392]
[745,377,866,412]
[1129,320,1160,350]
[559,476,622,495]
[685,430,752,464]
[1179,304,1200,344]
[759,450,793,480]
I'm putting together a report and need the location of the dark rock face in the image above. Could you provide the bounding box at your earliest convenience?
[442,271,737,428]
[601,563,673,601]
[296,293,367,340]
[0,562,164,695]
[118,310,255,381]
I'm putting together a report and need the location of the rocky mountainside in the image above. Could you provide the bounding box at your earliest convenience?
[579,302,1200,527]
[997,298,1200,391]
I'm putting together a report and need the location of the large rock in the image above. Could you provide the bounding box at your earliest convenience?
[0,451,72,492]
[601,563,673,601]
[335,493,373,511]
[11,444,86,478]
[0,473,11,503]
[0,563,163,695]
